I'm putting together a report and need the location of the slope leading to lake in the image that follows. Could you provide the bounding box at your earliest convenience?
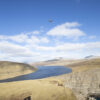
[0,61,77,100]
[65,58,100,72]
[0,61,36,80]
[33,58,100,100]
[0,78,77,100]
[0,58,100,100]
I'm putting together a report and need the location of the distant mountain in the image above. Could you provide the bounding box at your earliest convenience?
[85,55,100,59]
[45,57,64,62]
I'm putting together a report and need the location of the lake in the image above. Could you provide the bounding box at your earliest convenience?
[0,66,72,83]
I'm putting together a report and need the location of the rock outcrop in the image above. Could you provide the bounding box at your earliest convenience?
[59,69,100,100]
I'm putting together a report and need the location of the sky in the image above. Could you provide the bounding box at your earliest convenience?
[0,0,100,62]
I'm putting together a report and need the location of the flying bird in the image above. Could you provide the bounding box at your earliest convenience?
[48,19,53,23]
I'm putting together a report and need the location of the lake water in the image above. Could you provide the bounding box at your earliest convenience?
[0,66,72,83]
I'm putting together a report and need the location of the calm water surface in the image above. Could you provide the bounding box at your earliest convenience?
[0,66,72,83]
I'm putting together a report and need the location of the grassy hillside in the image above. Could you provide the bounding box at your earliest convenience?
[32,58,100,73]
[66,58,100,72]
[31,59,84,66]
[0,61,36,80]
[0,79,77,100]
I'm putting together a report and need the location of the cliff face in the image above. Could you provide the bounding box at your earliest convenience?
[60,69,100,100]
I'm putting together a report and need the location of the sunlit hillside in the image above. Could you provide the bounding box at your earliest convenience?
[0,61,36,80]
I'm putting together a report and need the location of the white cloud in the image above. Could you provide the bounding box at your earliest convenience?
[61,22,81,27]
[0,31,50,62]
[10,33,28,43]
[0,33,28,43]
[34,42,100,52]
[0,41,39,57]
[88,35,96,39]
[27,30,40,35]
[40,37,49,43]
[29,41,100,61]
[0,33,49,44]
[0,40,100,62]
[47,22,85,39]
[26,36,49,45]
[0,22,100,62]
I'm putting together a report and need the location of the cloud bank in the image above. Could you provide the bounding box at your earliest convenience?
[0,22,99,62]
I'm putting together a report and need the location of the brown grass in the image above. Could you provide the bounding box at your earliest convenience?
[66,58,100,72]
[0,79,77,100]
[0,61,36,80]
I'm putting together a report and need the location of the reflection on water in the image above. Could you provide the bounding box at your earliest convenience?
[96,97,100,100]
[0,66,72,83]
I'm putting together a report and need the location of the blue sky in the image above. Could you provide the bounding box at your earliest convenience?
[0,0,100,62]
